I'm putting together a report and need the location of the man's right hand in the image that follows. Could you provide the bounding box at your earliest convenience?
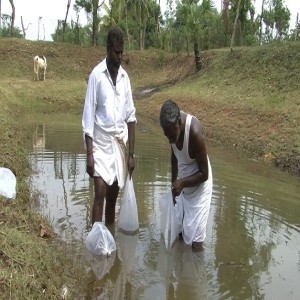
[86,153,94,177]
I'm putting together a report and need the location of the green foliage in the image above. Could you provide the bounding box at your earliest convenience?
[261,0,291,42]
[51,20,94,46]
[0,14,23,38]
[47,0,294,50]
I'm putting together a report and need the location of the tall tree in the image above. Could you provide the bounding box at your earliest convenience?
[294,13,299,41]
[74,0,105,45]
[176,0,214,71]
[8,0,15,37]
[0,0,2,35]
[259,0,265,44]
[222,0,230,46]
[129,0,151,50]
[262,0,291,41]
[63,0,72,42]
[230,0,242,51]
[38,16,42,40]
[20,16,31,39]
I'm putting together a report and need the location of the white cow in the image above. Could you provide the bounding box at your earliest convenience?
[33,55,47,81]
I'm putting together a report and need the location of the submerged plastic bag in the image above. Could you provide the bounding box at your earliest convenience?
[159,190,181,250]
[87,249,116,280]
[85,222,116,256]
[0,167,16,199]
[118,175,139,234]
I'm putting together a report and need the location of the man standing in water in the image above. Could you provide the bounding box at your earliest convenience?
[160,99,213,250]
[82,26,136,224]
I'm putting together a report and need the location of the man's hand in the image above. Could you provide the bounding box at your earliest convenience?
[171,178,183,197]
[86,153,94,178]
[127,155,135,178]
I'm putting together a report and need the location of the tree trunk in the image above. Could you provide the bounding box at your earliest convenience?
[38,16,42,40]
[259,0,265,45]
[124,0,131,50]
[230,0,242,51]
[238,19,243,46]
[194,41,202,71]
[92,0,98,45]
[142,18,147,50]
[0,0,2,35]
[21,16,25,38]
[9,0,15,37]
[56,20,61,41]
[20,16,33,39]
[295,13,299,41]
[156,0,161,48]
[75,14,80,45]
[139,5,143,50]
[185,35,190,56]
[63,0,71,42]
[222,0,230,47]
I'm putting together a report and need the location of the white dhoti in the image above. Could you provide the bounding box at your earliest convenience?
[93,125,127,188]
[176,158,213,245]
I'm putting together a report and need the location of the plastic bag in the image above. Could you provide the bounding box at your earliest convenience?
[118,175,139,234]
[87,249,116,280]
[85,222,116,256]
[0,167,16,199]
[159,190,180,250]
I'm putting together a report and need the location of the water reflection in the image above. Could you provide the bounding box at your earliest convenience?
[157,240,208,299]
[27,114,300,299]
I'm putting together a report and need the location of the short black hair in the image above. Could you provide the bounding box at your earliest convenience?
[107,25,124,50]
[160,99,180,129]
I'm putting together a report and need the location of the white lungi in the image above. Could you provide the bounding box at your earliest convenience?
[93,125,127,188]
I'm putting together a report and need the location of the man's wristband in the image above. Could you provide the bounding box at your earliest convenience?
[86,149,93,156]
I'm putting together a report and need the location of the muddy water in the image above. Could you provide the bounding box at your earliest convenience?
[28,113,300,300]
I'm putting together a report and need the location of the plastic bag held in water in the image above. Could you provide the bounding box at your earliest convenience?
[0,167,16,199]
[159,190,180,250]
[118,175,139,233]
[85,222,116,256]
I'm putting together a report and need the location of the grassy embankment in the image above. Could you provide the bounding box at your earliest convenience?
[0,38,299,298]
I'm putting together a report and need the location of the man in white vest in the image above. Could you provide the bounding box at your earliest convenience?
[160,99,213,251]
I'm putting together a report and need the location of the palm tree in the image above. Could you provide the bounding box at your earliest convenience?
[177,0,214,71]
[128,0,151,50]
[74,0,105,45]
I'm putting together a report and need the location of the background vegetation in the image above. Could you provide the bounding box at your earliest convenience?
[1,0,299,49]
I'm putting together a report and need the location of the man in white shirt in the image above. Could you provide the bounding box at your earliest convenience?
[160,99,213,251]
[82,26,136,224]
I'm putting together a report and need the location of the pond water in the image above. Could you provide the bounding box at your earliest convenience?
[27,113,300,300]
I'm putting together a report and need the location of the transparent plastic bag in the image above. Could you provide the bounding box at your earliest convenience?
[0,167,16,199]
[85,222,116,256]
[118,175,139,234]
[87,250,116,280]
[159,190,180,250]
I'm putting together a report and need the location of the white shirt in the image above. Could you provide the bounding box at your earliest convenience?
[82,58,136,142]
